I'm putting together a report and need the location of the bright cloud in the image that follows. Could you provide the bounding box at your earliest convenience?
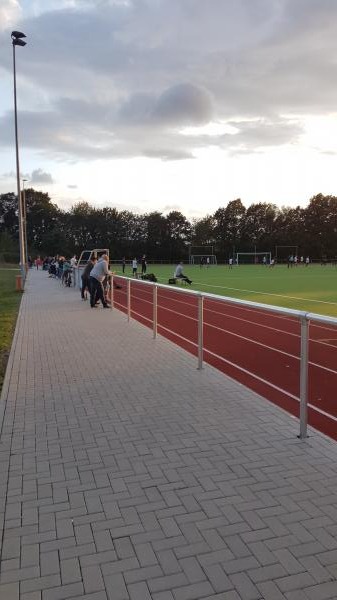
[0,0,336,214]
[0,0,21,31]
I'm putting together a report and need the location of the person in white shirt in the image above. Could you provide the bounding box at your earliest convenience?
[174,262,192,285]
[132,258,138,277]
[70,255,77,268]
[89,255,111,308]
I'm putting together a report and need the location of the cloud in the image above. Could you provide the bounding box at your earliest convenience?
[151,84,213,126]
[0,0,21,31]
[0,0,336,161]
[163,204,182,213]
[30,169,54,184]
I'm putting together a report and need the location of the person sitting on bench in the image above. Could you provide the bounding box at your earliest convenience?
[174,262,192,285]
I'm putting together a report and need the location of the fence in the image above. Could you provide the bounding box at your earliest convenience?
[74,268,337,441]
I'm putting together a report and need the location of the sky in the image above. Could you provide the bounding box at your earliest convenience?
[1,0,337,218]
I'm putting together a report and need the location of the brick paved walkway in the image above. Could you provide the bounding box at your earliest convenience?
[1,270,337,600]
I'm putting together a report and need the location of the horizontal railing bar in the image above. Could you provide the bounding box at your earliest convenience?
[305,312,337,326]
[115,275,310,320]
[75,267,337,327]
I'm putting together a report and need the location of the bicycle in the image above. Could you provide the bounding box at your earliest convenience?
[62,269,72,287]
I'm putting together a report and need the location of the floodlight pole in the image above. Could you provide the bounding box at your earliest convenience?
[22,178,29,269]
[12,31,27,282]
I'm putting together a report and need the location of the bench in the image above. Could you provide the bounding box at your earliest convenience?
[168,277,188,286]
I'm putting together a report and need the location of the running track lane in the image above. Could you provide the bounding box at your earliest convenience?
[112,277,337,441]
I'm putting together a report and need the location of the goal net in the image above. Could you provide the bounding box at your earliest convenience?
[189,246,217,265]
[236,252,272,265]
[275,246,298,262]
[190,255,217,265]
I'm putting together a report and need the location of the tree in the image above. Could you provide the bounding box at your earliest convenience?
[192,215,215,247]
[144,212,168,259]
[273,206,306,258]
[304,194,337,257]
[24,189,60,253]
[165,211,192,261]
[0,193,19,238]
[214,199,246,257]
[239,203,278,251]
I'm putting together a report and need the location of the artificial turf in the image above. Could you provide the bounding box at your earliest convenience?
[0,267,21,391]
[114,263,337,317]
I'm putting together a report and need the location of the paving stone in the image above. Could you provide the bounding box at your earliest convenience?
[172,581,214,600]
[229,573,261,600]
[60,558,81,584]
[82,565,105,594]
[128,581,152,600]
[2,269,337,600]
[0,582,19,599]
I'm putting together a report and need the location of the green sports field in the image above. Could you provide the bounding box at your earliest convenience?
[0,267,21,391]
[116,263,337,317]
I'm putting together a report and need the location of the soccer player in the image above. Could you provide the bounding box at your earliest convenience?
[141,255,147,275]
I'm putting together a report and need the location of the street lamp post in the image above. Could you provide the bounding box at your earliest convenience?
[22,178,29,269]
[11,30,27,283]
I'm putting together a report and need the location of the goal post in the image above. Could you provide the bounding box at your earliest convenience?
[275,245,298,262]
[190,254,217,265]
[236,252,272,265]
[189,245,217,265]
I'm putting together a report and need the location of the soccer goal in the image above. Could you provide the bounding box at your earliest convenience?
[236,252,271,265]
[275,246,298,262]
[189,246,217,265]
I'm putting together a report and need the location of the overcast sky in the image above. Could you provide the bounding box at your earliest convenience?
[1,0,337,217]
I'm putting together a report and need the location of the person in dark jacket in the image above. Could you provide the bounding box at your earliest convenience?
[81,257,97,300]
[141,255,147,275]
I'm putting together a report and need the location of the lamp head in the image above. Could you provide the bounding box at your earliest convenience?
[11,31,27,46]
[13,38,27,47]
[11,31,26,39]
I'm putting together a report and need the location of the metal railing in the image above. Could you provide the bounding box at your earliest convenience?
[74,268,337,440]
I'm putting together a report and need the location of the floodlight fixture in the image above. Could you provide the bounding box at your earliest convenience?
[11,30,27,280]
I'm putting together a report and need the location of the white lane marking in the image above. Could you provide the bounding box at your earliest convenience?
[180,281,337,308]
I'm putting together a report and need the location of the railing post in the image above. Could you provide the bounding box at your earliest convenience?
[110,274,114,309]
[127,279,131,322]
[153,284,158,339]
[299,315,309,438]
[197,294,204,370]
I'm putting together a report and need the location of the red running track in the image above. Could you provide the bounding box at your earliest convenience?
[111,278,337,441]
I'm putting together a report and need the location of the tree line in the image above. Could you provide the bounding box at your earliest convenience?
[0,190,336,262]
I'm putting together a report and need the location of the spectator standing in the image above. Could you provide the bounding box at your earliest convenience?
[81,257,97,300]
[35,256,42,270]
[70,255,77,268]
[89,254,111,308]
[62,259,72,285]
[122,257,126,274]
[132,258,138,277]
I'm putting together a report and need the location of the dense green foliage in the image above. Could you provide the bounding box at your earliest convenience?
[1,190,337,261]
